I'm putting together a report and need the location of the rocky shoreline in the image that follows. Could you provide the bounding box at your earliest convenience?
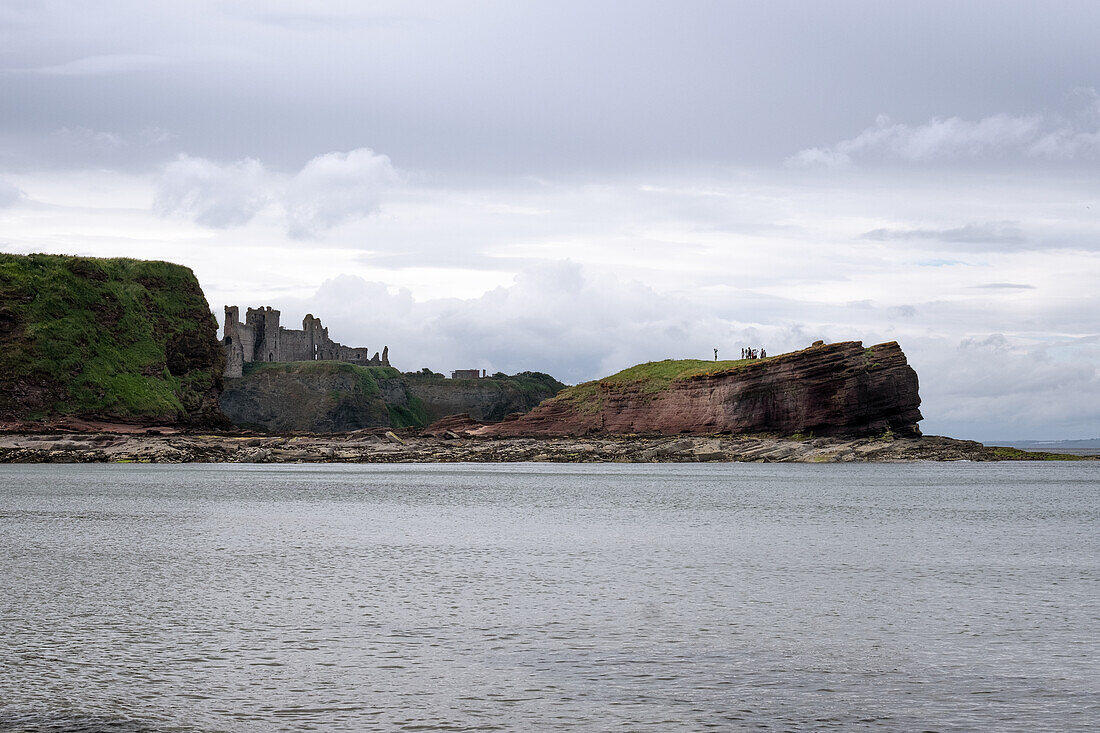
[0,430,1092,464]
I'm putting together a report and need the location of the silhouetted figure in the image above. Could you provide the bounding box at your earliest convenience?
[714,348,718,361]
[761,348,766,358]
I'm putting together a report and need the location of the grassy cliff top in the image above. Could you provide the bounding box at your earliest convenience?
[404,369,565,393]
[550,357,762,414]
[0,252,224,423]
[243,361,403,380]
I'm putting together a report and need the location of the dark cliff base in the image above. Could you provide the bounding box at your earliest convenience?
[0,431,1092,464]
[218,362,423,433]
[218,364,564,432]
[405,371,565,423]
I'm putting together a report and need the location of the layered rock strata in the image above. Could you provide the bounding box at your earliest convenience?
[476,341,923,438]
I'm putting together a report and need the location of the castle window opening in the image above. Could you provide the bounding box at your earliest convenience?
[268,353,273,361]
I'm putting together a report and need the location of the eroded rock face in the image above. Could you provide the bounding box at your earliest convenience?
[218,365,394,433]
[477,341,923,438]
[404,372,565,423]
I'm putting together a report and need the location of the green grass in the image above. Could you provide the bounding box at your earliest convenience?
[387,393,428,429]
[551,357,760,414]
[0,253,223,422]
[404,369,565,394]
[990,446,1084,461]
[244,360,401,381]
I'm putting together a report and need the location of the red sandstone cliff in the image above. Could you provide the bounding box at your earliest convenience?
[475,341,922,438]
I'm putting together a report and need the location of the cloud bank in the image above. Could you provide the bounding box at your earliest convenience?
[154,148,397,236]
[789,95,1100,167]
[258,262,1100,441]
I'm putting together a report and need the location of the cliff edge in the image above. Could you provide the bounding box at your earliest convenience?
[476,341,922,438]
[405,371,565,424]
[0,253,226,427]
[218,362,425,432]
[218,365,563,432]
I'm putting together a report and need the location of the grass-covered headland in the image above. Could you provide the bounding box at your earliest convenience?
[553,357,760,414]
[0,253,225,424]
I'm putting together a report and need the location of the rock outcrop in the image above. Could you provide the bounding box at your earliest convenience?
[1,431,1089,464]
[404,371,565,423]
[0,253,226,427]
[217,365,562,433]
[476,341,922,438]
[218,362,421,433]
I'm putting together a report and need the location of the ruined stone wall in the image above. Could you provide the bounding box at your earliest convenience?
[278,328,314,362]
[222,305,390,377]
[223,306,255,378]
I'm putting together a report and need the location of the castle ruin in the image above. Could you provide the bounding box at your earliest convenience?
[222,306,390,378]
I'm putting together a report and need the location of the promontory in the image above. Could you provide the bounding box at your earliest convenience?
[1,252,1090,463]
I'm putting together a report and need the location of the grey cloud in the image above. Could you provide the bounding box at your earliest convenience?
[0,179,24,207]
[861,222,1025,248]
[6,2,1100,175]
[911,333,1100,439]
[52,126,124,150]
[888,305,917,318]
[970,283,1036,290]
[14,53,167,76]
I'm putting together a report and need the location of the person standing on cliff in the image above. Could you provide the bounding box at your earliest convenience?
[714,348,718,361]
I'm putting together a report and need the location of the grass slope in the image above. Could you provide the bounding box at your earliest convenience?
[553,358,758,414]
[0,253,223,422]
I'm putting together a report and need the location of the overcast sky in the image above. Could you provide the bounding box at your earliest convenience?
[2,0,1099,440]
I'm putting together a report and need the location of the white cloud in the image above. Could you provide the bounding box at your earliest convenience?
[788,98,1100,167]
[154,155,272,228]
[789,113,1044,167]
[278,262,762,384]
[257,262,1100,441]
[153,148,397,236]
[283,148,398,239]
[11,161,1099,439]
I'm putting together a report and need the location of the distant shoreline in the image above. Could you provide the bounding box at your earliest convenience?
[985,439,1100,456]
[0,431,1094,464]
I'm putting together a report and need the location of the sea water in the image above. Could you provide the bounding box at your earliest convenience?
[0,462,1097,732]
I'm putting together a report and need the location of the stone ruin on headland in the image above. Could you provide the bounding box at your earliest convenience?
[222,305,389,378]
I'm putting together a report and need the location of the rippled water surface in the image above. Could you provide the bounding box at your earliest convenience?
[1,462,1098,732]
